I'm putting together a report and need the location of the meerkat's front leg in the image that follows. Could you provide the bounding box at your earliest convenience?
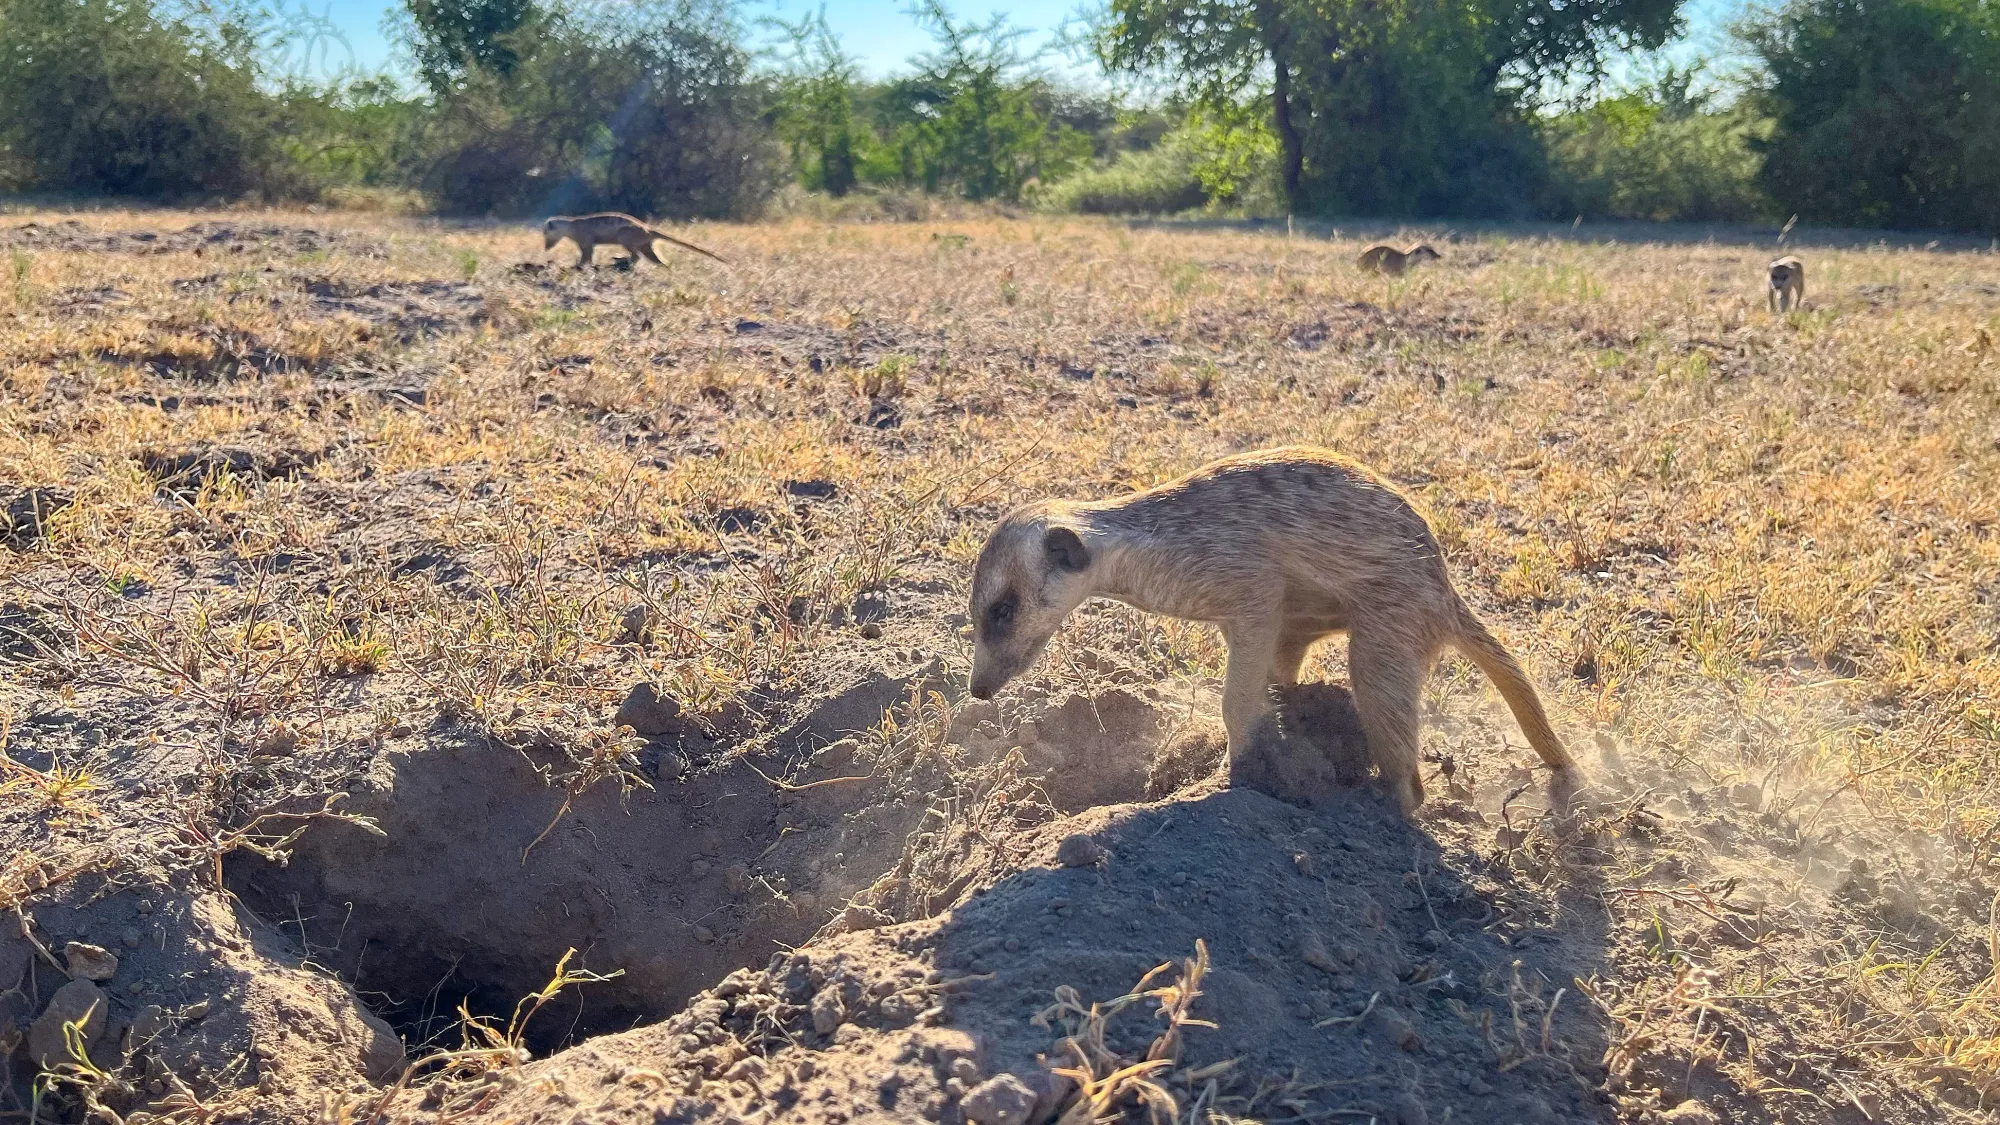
[1219,616,1283,754]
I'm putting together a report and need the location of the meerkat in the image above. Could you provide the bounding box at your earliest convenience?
[966,447,1575,814]
[542,213,729,268]
[1768,255,1805,312]
[1356,242,1441,276]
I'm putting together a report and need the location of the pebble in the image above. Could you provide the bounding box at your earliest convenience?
[29,979,109,1068]
[1056,834,1108,868]
[64,942,119,982]
[961,1074,1038,1125]
[692,925,716,943]
[860,622,884,639]
[120,929,141,950]
[691,860,711,878]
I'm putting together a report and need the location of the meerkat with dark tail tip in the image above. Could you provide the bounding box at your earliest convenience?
[542,213,729,268]
[1768,255,1805,312]
[1357,242,1441,276]
[965,447,1575,814]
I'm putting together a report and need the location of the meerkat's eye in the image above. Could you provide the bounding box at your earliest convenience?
[987,594,1017,628]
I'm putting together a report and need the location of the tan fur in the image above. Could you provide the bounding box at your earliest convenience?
[1768,255,1805,313]
[1356,242,1441,276]
[542,213,729,268]
[967,447,1575,814]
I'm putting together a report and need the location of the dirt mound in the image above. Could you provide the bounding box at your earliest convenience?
[377,783,1609,1125]
[0,219,384,257]
[4,883,400,1121]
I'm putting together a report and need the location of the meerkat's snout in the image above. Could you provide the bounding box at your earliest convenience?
[542,221,560,250]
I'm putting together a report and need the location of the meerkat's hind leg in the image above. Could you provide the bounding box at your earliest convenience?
[575,240,596,268]
[637,240,667,266]
[1348,629,1428,813]
[1219,617,1284,755]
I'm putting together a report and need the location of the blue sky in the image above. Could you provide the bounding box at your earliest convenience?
[283,0,1743,88]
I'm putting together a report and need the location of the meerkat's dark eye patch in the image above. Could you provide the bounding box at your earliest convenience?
[985,592,1019,636]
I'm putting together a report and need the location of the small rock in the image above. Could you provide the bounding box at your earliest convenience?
[64,942,119,982]
[1002,937,1020,953]
[841,904,893,932]
[180,998,210,1021]
[725,863,751,895]
[29,979,109,1068]
[1056,835,1107,869]
[1388,1091,1428,1125]
[119,929,140,950]
[614,682,683,737]
[811,987,844,1035]
[1299,933,1341,974]
[617,606,652,645]
[860,622,884,640]
[725,1057,766,1082]
[1021,1069,1075,1123]
[961,1074,1039,1125]
[1366,1007,1424,1052]
[1657,1101,1721,1125]
[1014,721,1039,745]
[655,752,686,780]
[795,1057,817,1082]
[135,900,153,915]
[1293,851,1315,876]
[691,860,712,878]
[692,925,716,944]
[950,1056,982,1083]
[1730,783,1762,811]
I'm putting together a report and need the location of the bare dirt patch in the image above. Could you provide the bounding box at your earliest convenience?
[0,219,385,258]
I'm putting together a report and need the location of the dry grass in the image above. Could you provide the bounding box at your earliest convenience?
[1,208,1998,1117]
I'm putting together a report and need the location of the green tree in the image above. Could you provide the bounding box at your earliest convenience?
[401,0,542,94]
[871,0,1092,201]
[1743,0,2000,231]
[770,7,862,195]
[1094,0,1683,213]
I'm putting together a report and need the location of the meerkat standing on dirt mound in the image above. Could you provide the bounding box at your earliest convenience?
[965,447,1576,814]
[1356,242,1441,276]
[542,213,730,268]
[1768,255,1805,312]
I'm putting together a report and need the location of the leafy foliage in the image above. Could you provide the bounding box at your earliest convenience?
[1743,0,2000,232]
[402,0,541,94]
[1093,0,1684,214]
[1543,64,1771,222]
[409,0,779,217]
[0,0,307,197]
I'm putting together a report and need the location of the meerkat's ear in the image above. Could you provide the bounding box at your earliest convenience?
[1043,526,1090,572]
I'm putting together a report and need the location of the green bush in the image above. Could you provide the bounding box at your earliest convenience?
[407,0,780,217]
[1543,67,1772,222]
[0,0,309,198]
[1036,104,1279,215]
[1743,0,2000,232]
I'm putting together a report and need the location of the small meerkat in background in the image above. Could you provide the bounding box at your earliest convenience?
[1768,255,1805,312]
[1357,242,1441,276]
[965,447,1575,814]
[542,213,729,268]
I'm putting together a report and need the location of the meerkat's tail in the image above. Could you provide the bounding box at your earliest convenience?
[644,226,730,265]
[1450,608,1575,774]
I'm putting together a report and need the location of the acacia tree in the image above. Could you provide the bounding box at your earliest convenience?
[1095,0,1684,213]
[770,7,863,195]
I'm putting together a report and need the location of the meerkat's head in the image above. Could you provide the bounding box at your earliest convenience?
[1407,243,1441,262]
[1769,260,1796,286]
[966,503,1096,700]
[541,218,565,250]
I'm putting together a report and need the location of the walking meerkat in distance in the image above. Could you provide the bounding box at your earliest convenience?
[966,447,1576,814]
[1768,255,1805,312]
[542,213,729,268]
[1357,242,1441,276]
